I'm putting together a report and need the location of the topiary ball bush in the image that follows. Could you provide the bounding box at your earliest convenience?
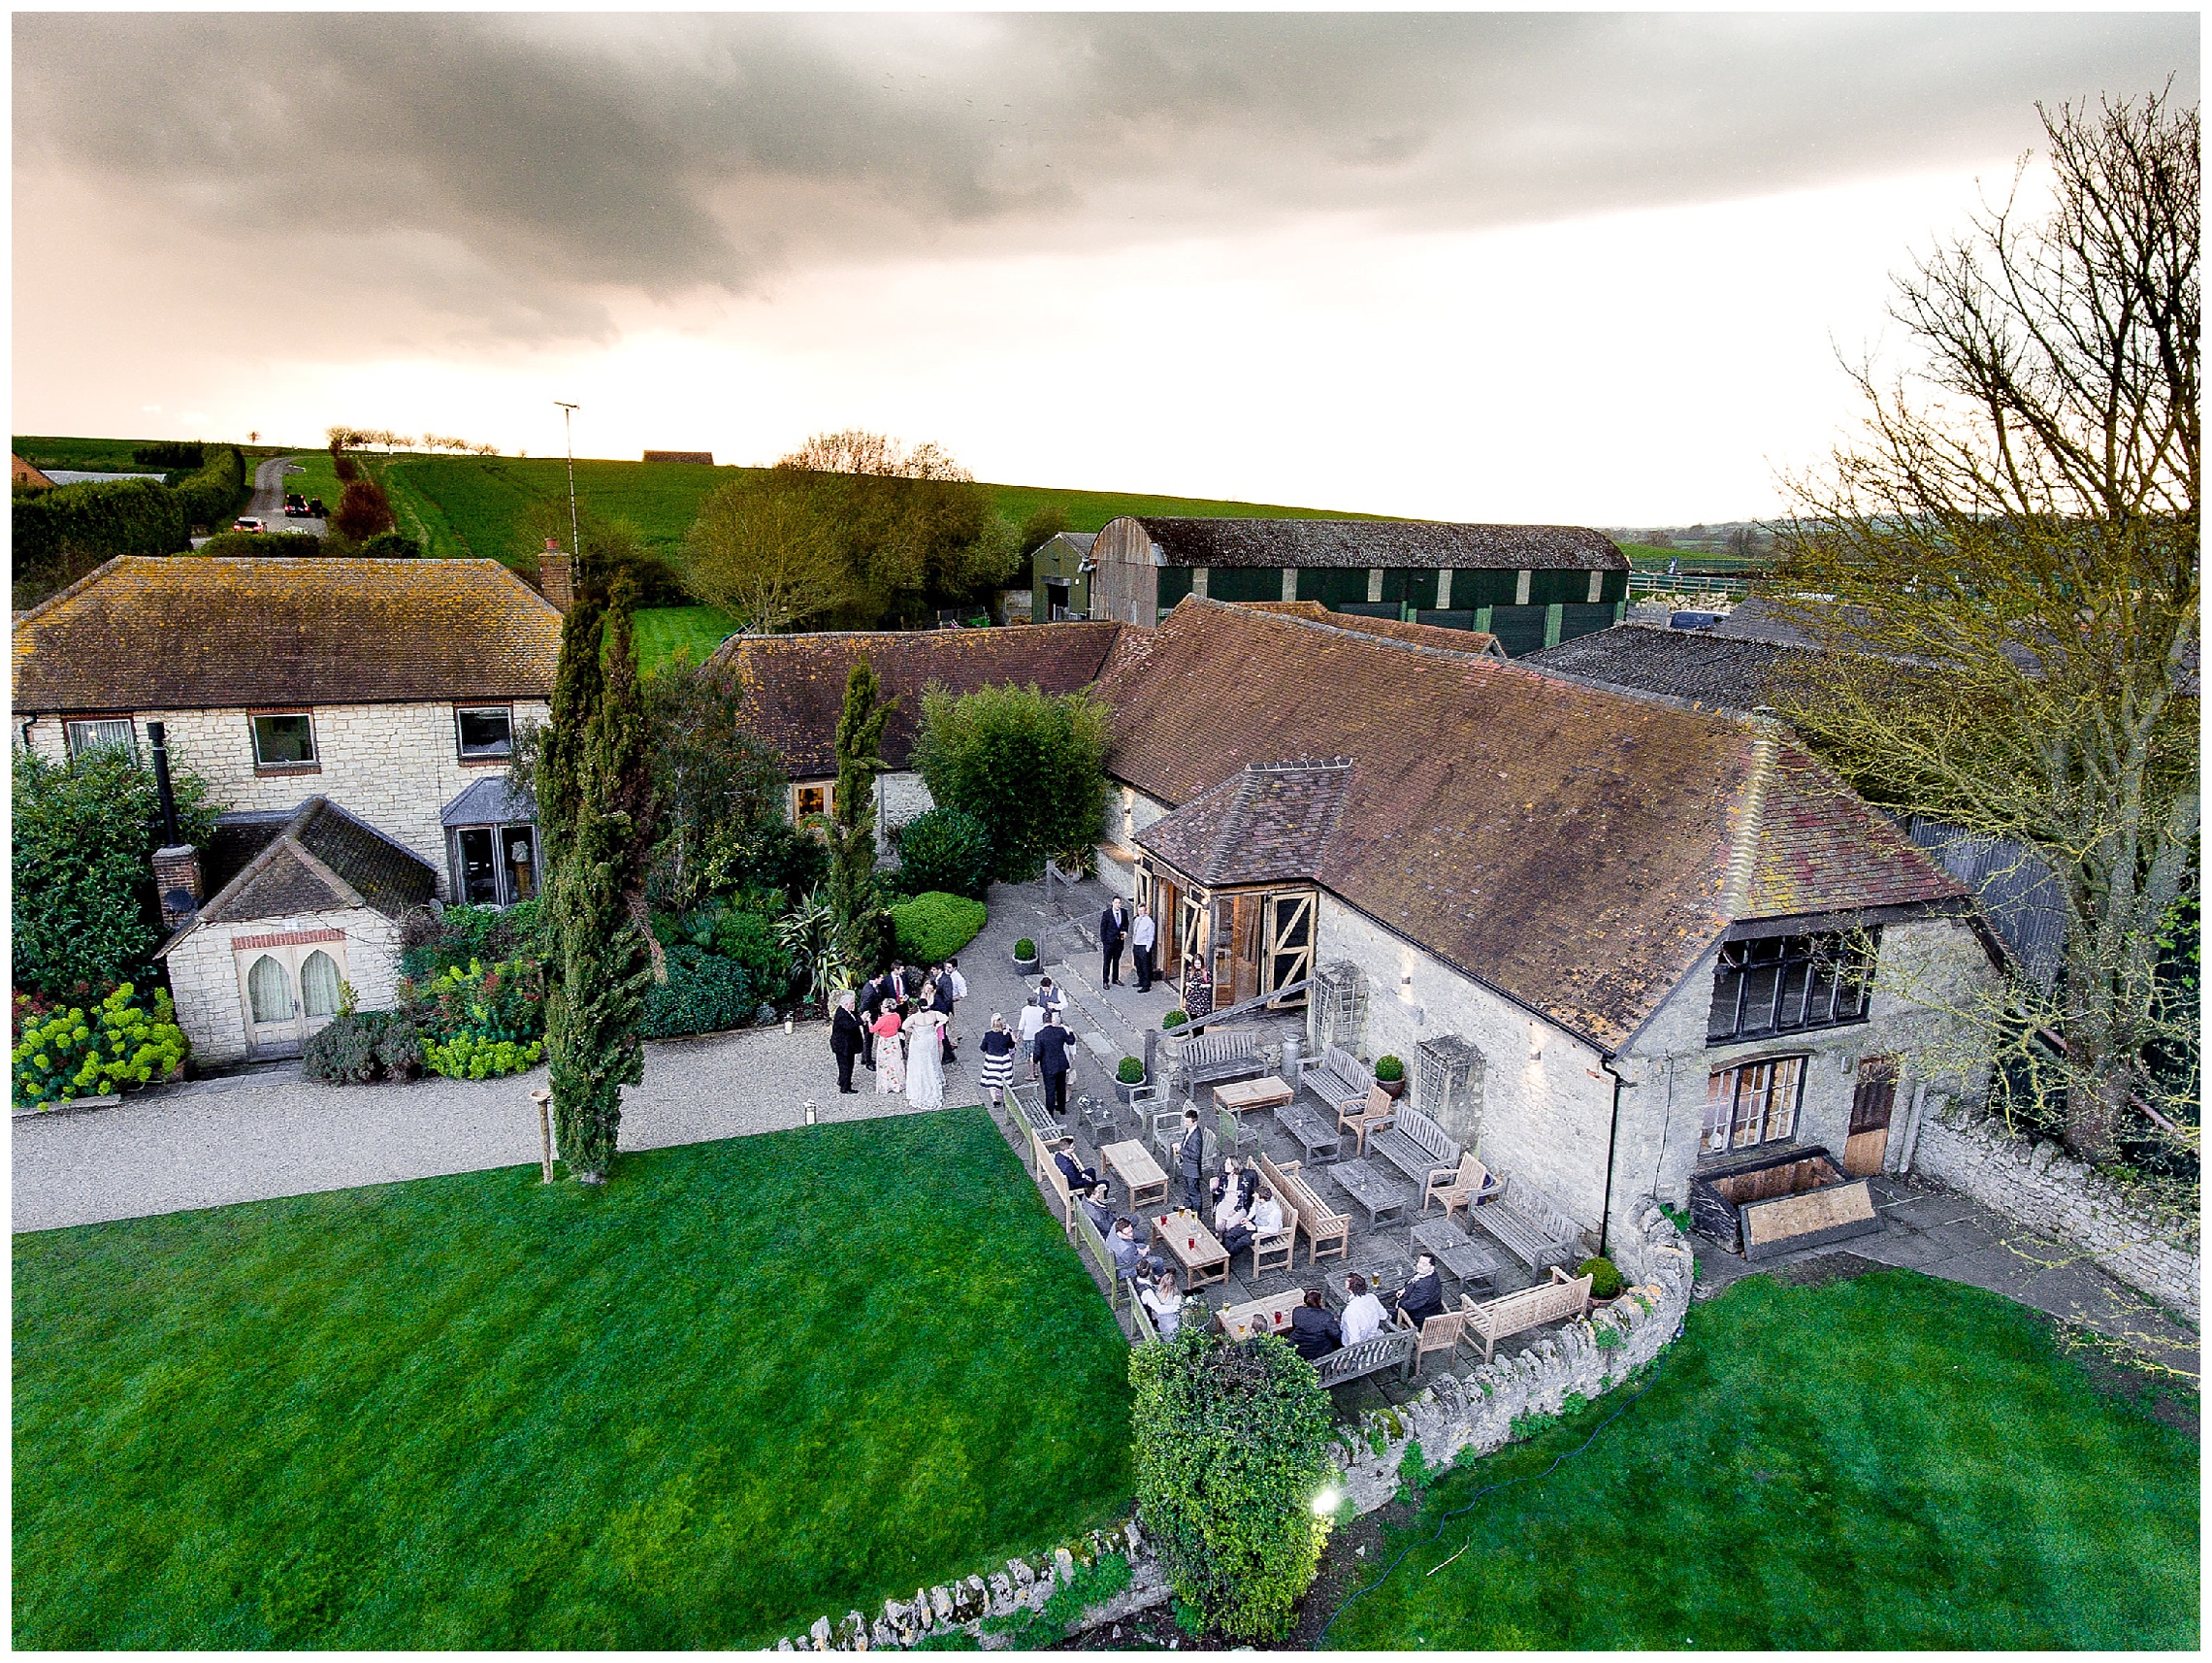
[1014,937,1038,960]
[1374,1054,1406,1083]
[1118,1056,1145,1084]
[1162,1009,1187,1029]
[1578,1255,1626,1300]
[895,806,994,900]
[892,892,988,965]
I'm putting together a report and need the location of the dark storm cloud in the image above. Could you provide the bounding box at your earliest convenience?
[14,11,2197,342]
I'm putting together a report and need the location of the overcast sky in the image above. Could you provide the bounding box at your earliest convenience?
[12,10,2198,524]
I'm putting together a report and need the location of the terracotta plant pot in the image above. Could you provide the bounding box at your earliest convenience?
[1376,1077,1407,1100]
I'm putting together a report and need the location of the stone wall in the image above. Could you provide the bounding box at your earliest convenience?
[32,701,547,902]
[876,771,936,861]
[1910,1103,2201,1322]
[164,906,402,1064]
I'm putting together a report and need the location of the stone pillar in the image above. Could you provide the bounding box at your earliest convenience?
[153,844,203,929]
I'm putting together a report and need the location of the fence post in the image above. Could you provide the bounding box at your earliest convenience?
[530,1089,554,1183]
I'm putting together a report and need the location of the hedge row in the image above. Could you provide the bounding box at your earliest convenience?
[13,445,250,601]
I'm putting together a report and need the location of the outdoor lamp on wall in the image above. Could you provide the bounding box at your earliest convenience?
[1527,1021,1543,1062]
[1310,1484,1343,1517]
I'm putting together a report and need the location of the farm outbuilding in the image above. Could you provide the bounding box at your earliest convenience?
[1082,515,1631,655]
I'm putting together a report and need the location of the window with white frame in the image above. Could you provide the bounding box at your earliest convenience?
[250,711,317,769]
[792,781,834,823]
[65,718,137,761]
[1702,1057,1805,1155]
[455,705,514,761]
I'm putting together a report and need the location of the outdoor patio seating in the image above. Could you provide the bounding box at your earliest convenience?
[1394,1304,1473,1374]
[1366,1102,1464,1196]
[1177,1027,1265,1090]
[1423,1151,1500,1218]
[1297,1043,1373,1125]
[1258,1152,1350,1265]
[1338,1083,1397,1155]
[1216,1103,1261,1159]
[1411,1214,1507,1296]
[1461,1265,1594,1361]
[1468,1172,1585,1272]
[1271,1094,1343,1160]
[1008,1081,1063,1150]
[1312,1325,1418,1387]
[1327,1156,1409,1228]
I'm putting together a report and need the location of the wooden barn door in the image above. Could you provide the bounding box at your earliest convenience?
[1261,891,1314,1007]
[1844,1057,1898,1176]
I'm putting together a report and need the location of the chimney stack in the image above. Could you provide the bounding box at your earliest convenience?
[538,538,574,612]
[147,722,203,929]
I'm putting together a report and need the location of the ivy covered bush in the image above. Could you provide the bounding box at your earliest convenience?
[1129,1326,1335,1641]
[405,958,545,1080]
[13,984,188,1107]
[891,892,988,965]
[895,806,994,900]
[641,944,754,1039]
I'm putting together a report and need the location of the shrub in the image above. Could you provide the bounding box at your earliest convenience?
[1374,1054,1406,1083]
[133,440,204,469]
[1014,937,1037,960]
[423,1032,544,1080]
[332,476,397,542]
[640,944,755,1039]
[13,983,187,1106]
[1129,1327,1335,1641]
[303,1007,424,1085]
[168,444,250,534]
[399,901,547,983]
[1118,1056,1145,1085]
[193,530,323,558]
[358,530,423,558]
[912,682,1110,881]
[1162,1010,1188,1030]
[984,1550,1134,1648]
[406,958,546,1079]
[710,907,794,1001]
[895,807,994,899]
[891,892,988,965]
[1578,1255,1626,1300]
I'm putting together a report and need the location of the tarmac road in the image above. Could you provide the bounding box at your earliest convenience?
[245,453,327,536]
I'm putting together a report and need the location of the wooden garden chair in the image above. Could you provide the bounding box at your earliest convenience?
[1423,1152,1498,1218]
[1339,1083,1396,1156]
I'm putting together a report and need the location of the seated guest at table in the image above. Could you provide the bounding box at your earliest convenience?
[1054,1145,1102,1196]
[1288,1287,1340,1361]
[1078,1183,1117,1240]
[1250,1186,1285,1240]
[1215,1191,1253,1256]
[1390,1252,1448,1327]
[1209,1155,1257,1221]
[1108,1216,1157,1286]
[1140,1268,1184,1338]
[1340,1273,1389,1346]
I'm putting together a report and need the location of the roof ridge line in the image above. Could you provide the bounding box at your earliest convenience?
[282,825,369,911]
[1722,734,1779,914]
[1187,595,1503,668]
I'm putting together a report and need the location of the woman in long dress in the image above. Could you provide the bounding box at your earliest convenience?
[873,1001,907,1094]
[904,1006,946,1111]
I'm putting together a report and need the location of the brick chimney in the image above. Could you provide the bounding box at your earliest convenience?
[537,539,574,612]
[147,722,203,929]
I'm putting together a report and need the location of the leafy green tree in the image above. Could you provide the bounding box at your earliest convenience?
[894,806,994,899]
[643,658,788,913]
[912,682,1110,881]
[1129,1327,1335,1641]
[537,565,660,1183]
[827,661,893,973]
[679,474,854,633]
[13,746,216,996]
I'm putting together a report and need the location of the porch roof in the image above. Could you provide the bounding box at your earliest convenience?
[159,797,437,953]
[1135,759,1351,889]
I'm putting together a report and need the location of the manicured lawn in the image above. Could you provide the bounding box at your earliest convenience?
[1621,540,1770,571]
[636,604,742,676]
[1327,1268,2198,1650]
[13,1110,1134,1648]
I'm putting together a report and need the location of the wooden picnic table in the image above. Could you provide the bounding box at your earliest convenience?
[1217,1288,1310,1342]
[1328,1158,1409,1227]
[1214,1075,1294,1119]
[1153,1208,1230,1288]
[1102,1139,1169,1210]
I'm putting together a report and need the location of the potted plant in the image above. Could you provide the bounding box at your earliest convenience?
[1374,1054,1407,1099]
[1161,1009,1187,1030]
[1115,1055,1147,1104]
[1578,1255,1625,1308]
[1012,936,1039,972]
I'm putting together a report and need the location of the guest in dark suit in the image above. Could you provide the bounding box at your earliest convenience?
[1100,898,1129,986]
[1054,1146,1103,1195]
[830,992,865,1093]
[1034,1013,1074,1119]
[1288,1287,1340,1361]
[930,964,958,1063]
[1176,1106,1207,1215]
[859,971,889,1069]
[1390,1253,1448,1327]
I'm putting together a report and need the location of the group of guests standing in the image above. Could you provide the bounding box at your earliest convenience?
[1096,897,1158,992]
[827,959,966,1111]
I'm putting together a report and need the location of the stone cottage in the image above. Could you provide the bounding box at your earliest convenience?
[13,554,559,1060]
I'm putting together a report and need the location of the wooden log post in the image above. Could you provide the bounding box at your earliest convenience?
[530,1089,554,1184]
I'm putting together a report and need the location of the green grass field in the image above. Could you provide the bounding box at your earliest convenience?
[1621,540,1771,571]
[12,1111,1135,1649]
[13,435,167,472]
[635,604,743,676]
[1326,1268,2198,1650]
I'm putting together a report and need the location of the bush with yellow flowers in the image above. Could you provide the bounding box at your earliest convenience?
[12,983,188,1107]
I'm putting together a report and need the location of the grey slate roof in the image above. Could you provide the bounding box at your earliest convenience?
[1127,516,1624,571]
[161,797,438,951]
[1520,624,1813,712]
[441,774,536,828]
[1135,759,1353,888]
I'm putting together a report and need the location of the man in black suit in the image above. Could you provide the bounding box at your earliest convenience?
[1176,1106,1207,1216]
[1389,1253,1448,1328]
[1288,1287,1340,1361]
[1034,1012,1074,1119]
[859,970,888,1069]
[829,992,865,1093]
[1099,897,1129,987]
[930,963,958,1063]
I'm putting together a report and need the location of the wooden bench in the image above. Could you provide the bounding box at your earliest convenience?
[1366,1102,1463,1197]
[1313,1325,1418,1388]
[1029,1124,1078,1238]
[1177,1028,1264,1091]
[1297,1042,1372,1124]
[1066,1178,1124,1309]
[1128,1286,1160,1347]
[1469,1172,1585,1272]
[1259,1152,1350,1266]
[1272,1094,1343,1160]
[1461,1266,1593,1361]
[1009,1081,1065,1151]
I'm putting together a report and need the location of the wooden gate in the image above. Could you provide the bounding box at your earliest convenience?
[1261,891,1315,1007]
[1843,1056,1898,1176]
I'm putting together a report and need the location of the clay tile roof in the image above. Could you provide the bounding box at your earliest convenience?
[1237,601,1504,657]
[13,555,561,713]
[163,797,437,950]
[1522,624,1811,711]
[1137,759,1353,887]
[711,622,1123,779]
[1744,745,1965,919]
[1128,516,1625,571]
[1095,599,1963,1050]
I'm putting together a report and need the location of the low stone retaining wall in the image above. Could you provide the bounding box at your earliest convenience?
[770,1202,1696,1650]
[1910,1104,2200,1323]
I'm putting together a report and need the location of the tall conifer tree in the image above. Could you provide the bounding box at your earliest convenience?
[828,659,893,974]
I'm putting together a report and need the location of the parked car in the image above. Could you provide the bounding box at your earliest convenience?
[283,494,308,517]
[232,517,267,534]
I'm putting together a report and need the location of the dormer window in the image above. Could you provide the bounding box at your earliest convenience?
[456,705,514,761]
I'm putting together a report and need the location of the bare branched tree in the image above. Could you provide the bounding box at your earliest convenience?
[775,428,975,482]
[681,475,853,634]
[1773,87,2199,1167]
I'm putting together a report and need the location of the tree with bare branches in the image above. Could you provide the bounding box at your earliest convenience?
[681,474,854,633]
[1773,87,2198,1168]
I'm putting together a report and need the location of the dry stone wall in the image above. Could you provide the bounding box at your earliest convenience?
[1910,1102,2200,1322]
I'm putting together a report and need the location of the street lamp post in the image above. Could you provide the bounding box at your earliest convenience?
[555,401,581,574]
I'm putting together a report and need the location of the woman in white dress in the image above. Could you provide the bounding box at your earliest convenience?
[904,1006,947,1110]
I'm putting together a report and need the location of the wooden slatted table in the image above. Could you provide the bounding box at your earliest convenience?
[1411,1216,1507,1295]
[1215,1075,1293,1120]
[1328,1158,1410,1227]
[1102,1139,1169,1209]
[1217,1288,1310,1342]
[1152,1208,1230,1288]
